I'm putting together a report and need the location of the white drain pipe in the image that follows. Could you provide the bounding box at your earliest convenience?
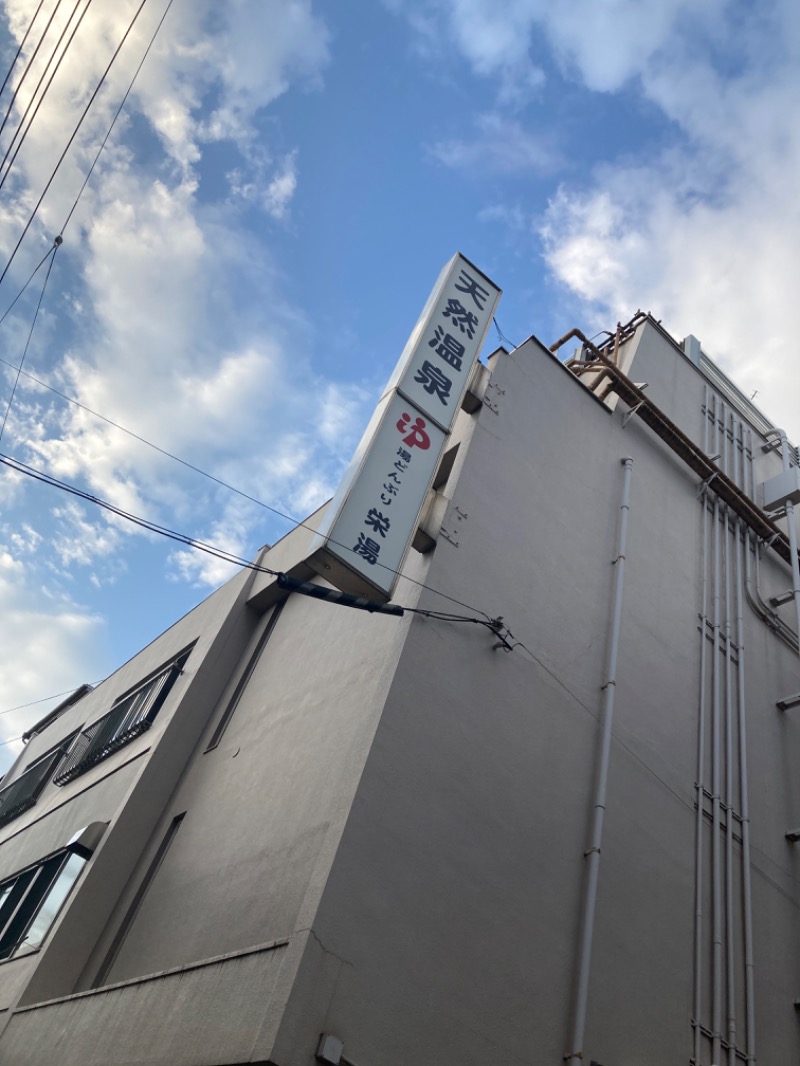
[693,387,711,1065]
[565,456,633,1066]
[765,428,800,652]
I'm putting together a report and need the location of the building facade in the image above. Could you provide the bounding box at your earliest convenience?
[0,312,797,1065]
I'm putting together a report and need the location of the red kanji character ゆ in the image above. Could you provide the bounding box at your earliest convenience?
[396,412,431,450]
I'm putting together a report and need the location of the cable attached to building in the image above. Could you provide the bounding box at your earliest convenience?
[0,451,521,650]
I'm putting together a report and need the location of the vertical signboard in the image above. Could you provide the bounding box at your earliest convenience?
[308,253,501,600]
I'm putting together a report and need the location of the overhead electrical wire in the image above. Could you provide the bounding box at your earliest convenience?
[0,353,493,618]
[0,240,56,327]
[0,235,59,443]
[0,0,49,106]
[0,0,150,290]
[60,0,177,237]
[0,0,496,624]
[492,316,517,350]
[0,0,94,195]
[0,0,66,145]
[0,450,509,632]
[0,685,101,717]
[0,0,172,329]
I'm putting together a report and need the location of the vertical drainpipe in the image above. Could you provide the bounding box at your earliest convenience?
[723,411,737,1066]
[766,428,800,653]
[693,387,710,1066]
[565,456,633,1066]
[737,427,756,1065]
[711,403,723,1066]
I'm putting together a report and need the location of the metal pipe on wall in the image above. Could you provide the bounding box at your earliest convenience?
[565,456,634,1066]
[711,402,724,1066]
[736,425,756,1063]
[723,411,737,1066]
[693,385,711,1066]
[765,428,800,654]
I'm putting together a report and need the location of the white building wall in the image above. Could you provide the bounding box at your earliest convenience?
[0,319,797,1066]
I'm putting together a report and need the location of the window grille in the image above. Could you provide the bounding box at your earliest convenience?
[0,744,71,830]
[54,651,189,787]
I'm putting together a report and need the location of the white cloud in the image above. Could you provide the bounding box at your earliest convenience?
[227,150,299,219]
[431,112,560,174]
[0,0,344,749]
[403,0,800,439]
[536,1,800,438]
[0,547,104,771]
[262,153,298,220]
[0,0,345,583]
[51,501,121,568]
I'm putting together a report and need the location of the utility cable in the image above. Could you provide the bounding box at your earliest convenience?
[492,316,517,350]
[61,0,176,237]
[0,687,95,717]
[0,451,506,629]
[0,0,93,195]
[0,235,59,443]
[0,355,492,618]
[0,240,56,327]
[0,0,65,146]
[0,0,48,105]
[0,0,150,291]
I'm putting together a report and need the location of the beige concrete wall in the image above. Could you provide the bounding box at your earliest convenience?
[271,327,800,1066]
[1,321,798,1066]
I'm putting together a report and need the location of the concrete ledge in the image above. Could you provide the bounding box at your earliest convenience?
[2,938,290,1066]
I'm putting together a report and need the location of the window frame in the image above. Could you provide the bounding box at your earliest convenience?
[0,845,89,961]
[54,647,192,787]
[0,735,77,830]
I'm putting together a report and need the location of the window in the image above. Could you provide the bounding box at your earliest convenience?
[54,649,191,787]
[0,848,87,959]
[0,739,74,830]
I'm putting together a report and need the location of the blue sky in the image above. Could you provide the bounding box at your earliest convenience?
[0,0,798,767]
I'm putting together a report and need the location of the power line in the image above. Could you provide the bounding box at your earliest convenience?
[0,0,66,148]
[492,316,517,350]
[0,0,49,106]
[0,450,496,621]
[0,235,59,443]
[0,0,150,291]
[0,0,94,196]
[0,241,56,328]
[0,685,100,717]
[0,364,492,618]
[61,0,177,237]
[0,0,489,622]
